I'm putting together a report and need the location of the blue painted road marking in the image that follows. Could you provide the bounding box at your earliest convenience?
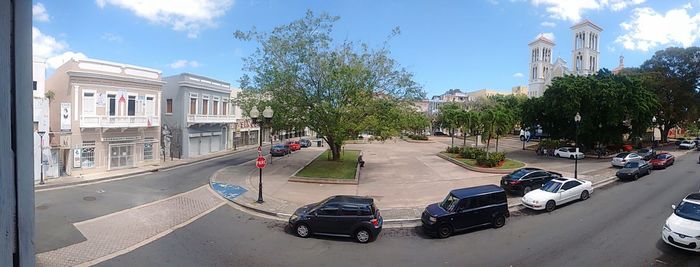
[210,182,248,201]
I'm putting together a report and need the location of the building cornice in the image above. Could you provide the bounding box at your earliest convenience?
[67,70,165,87]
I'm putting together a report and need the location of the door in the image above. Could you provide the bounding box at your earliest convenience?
[201,136,211,155]
[211,135,221,152]
[110,144,134,169]
[454,197,486,230]
[560,181,581,203]
[313,203,340,234]
[338,204,361,235]
[189,137,200,157]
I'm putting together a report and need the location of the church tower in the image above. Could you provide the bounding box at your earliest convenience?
[528,35,554,98]
[571,19,602,76]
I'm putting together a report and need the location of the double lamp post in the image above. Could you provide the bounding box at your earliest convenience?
[574,112,581,179]
[250,106,273,204]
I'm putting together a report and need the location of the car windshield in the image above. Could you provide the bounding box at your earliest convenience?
[655,154,669,159]
[540,181,562,193]
[439,194,459,212]
[623,162,639,168]
[675,201,700,222]
[615,153,630,158]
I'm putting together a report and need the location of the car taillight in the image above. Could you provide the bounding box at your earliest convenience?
[370,218,379,227]
[509,180,520,185]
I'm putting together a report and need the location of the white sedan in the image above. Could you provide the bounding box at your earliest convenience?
[679,140,696,149]
[662,193,700,252]
[521,177,593,212]
[554,147,585,159]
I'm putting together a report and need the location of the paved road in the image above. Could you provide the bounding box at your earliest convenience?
[35,147,268,253]
[100,151,700,266]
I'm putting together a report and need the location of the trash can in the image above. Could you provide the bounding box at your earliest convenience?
[317,140,322,147]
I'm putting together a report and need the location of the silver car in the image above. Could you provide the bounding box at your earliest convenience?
[611,152,643,167]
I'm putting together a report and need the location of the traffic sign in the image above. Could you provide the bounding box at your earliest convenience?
[256,156,267,169]
[257,146,262,153]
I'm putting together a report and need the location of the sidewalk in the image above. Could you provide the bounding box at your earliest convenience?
[36,143,265,190]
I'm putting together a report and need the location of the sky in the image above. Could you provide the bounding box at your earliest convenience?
[32,0,700,98]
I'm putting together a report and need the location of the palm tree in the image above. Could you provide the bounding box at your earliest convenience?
[493,107,514,152]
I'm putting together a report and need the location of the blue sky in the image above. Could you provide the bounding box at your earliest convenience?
[32,0,700,98]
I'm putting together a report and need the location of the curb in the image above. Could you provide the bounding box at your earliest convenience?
[36,145,265,190]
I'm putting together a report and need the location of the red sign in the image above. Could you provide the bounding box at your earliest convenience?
[257,146,262,153]
[256,156,267,169]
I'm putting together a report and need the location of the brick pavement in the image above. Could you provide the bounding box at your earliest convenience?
[36,185,225,267]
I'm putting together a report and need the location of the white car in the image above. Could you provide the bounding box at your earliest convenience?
[679,140,696,149]
[521,177,593,212]
[662,193,700,252]
[611,152,643,167]
[554,147,585,159]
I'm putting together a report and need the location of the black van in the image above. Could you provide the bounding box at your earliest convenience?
[288,195,382,243]
[421,185,509,238]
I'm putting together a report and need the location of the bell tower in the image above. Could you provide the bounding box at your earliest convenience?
[571,19,603,76]
[528,35,554,98]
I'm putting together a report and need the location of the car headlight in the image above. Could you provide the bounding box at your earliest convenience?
[429,216,437,223]
[663,222,671,231]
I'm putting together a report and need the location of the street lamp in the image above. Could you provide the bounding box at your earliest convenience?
[37,131,46,185]
[250,105,273,203]
[652,116,657,148]
[574,112,581,179]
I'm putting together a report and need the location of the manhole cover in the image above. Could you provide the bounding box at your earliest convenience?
[36,204,49,210]
[83,196,97,201]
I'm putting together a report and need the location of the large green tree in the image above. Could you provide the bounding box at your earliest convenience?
[234,11,424,160]
[437,102,463,147]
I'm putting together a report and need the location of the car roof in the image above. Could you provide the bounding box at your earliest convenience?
[450,185,504,198]
[684,193,700,205]
[326,195,374,205]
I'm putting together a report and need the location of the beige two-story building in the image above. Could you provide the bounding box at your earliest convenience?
[47,58,163,176]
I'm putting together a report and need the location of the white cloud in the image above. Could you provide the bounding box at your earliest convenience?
[540,21,556,27]
[96,0,234,38]
[513,72,524,78]
[33,27,86,69]
[169,59,201,69]
[531,0,645,22]
[616,5,700,51]
[101,32,123,43]
[33,3,50,22]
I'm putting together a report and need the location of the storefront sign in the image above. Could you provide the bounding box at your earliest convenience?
[96,92,106,107]
[73,148,82,168]
[60,103,71,131]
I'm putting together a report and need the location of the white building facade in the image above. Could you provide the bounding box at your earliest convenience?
[33,57,56,181]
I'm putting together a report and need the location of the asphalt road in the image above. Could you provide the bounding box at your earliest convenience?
[100,150,700,266]
[35,147,268,253]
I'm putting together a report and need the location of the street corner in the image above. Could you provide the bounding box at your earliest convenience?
[210,182,248,202]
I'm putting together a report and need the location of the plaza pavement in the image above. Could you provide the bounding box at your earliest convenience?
[210,138,667,223]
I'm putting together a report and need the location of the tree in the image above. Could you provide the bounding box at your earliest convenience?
[437,102,462,147]
[234,11,424,160]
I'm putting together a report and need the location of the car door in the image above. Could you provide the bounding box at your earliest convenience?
[454,197,487,230]
[557,148,567,157]
[528,171,548,189]
[559,181,582,204]
[641,161,651,174]
[313,203,341,234]
[338,204,361,235]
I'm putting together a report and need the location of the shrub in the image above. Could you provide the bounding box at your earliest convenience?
[538,140,568,150]
[446,146,461,154]
[476,152,506,167]
[408,134,428,141]
[460,147,486,159]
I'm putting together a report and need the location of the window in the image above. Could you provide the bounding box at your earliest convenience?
[144,137,154,160]
[190,98,197,114]
[340,205,360,216]
[83,91,96,115]
[127,95,136,116]
[145,96,155,116]
[213,98,219,115]
[166,99,173,114]
[202,95,209,115]
[81,141,96,168]
[222,98,228,115]
[561,181,580,190]
[108,94,116,116]
[317,203,339,216]
[33,81,37,91]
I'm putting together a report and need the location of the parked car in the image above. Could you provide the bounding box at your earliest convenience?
[616,160,652,180]
[285,141,301,151]
[433,131,447,136]
[270,144,290,157]
[500,168,562,196]
[288,195,382,243]
[421,185,509,238]
[650,153,675,169]
[521,177,593,212]
[662,193,700,252]
[679,140,696,150]
[519,126,549,141]
[674,137,687,146]
[554,147,585,159]
[299,139,312,148]
[637,148,656,161]
[611,152,643,167]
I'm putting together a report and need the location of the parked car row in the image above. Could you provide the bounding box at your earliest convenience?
[270,138,313,157]
[613,152,676,180]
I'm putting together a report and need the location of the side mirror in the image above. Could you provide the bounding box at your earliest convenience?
[671,205,677,210]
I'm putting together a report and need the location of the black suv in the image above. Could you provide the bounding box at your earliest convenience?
[288,195,382,243]
[421,185,509,238]
[500,168,561,195]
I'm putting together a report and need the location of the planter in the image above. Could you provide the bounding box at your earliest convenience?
[437,153,525,174]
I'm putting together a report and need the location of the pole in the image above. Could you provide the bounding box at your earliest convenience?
[39,134,45,185]
[257,127,264,203]
[575,123,579,179]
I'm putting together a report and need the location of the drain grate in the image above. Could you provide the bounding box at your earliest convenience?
[83,196,97,201]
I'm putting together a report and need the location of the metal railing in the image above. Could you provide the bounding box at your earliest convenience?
[80,115,160,128]
[186,114,236,124]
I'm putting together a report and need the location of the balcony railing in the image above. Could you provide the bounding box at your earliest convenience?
[187,114,236,124]
[80,115,160,128]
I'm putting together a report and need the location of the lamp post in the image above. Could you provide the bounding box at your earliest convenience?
[250,106,273,203]
[574,112,581,179]
[652,116,657,148]
[37,131,46,185]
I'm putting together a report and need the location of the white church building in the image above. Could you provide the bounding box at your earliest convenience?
[528,19,602,98]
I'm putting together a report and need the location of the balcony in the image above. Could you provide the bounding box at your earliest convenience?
[187,114,236,124]
[80,115,160,128]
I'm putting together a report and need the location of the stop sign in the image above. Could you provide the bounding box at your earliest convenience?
[256,156,267,169]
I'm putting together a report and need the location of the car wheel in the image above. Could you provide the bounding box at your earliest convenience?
[354,228,372,243]
[493,214,506,228]
[437,224,453,238]
[523,187,532,196]
[580,190,590,201]
[545,200,556,212]
[633,174,639,180]
[295,223,311,238]
[570,155,574,159]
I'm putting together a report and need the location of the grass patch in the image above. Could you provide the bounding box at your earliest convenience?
[441,152,525,170]
[295,150,359,180]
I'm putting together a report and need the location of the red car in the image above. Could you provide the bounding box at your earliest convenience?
[285,141,301,151]
[649,153,675,169]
